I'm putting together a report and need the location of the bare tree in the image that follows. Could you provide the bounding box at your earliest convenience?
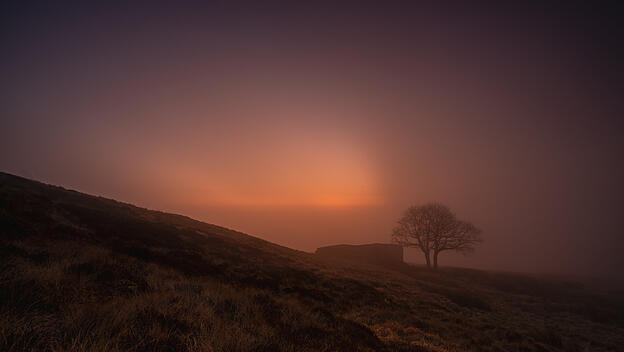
[391,203,482,269]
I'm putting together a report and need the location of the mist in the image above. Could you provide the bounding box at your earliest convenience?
[1,2,623,279]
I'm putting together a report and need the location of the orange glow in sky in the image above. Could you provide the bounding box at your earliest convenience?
[153,125,382,208]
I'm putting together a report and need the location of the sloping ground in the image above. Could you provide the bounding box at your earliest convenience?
[1,172,623,351]
[316,244,404,268]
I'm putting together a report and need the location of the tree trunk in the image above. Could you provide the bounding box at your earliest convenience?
[424,251,431,269]
[433,251,439,270]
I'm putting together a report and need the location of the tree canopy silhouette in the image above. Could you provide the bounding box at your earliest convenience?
[391,203,482,269]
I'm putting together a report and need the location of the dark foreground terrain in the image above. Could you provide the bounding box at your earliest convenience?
[1,172,623,351]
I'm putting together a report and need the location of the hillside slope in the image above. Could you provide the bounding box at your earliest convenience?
[1,172,623,351]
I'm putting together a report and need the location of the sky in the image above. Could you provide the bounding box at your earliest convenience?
[1,2,623,279]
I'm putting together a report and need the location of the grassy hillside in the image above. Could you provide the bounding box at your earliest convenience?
[1,172,623,351]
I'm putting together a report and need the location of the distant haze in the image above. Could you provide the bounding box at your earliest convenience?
[2,3,623,279]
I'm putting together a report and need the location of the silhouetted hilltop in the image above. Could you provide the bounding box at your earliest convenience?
[316,243,403,268]
[1,171,623,352]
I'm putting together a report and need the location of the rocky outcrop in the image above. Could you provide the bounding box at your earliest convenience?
[315,243,403,267]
